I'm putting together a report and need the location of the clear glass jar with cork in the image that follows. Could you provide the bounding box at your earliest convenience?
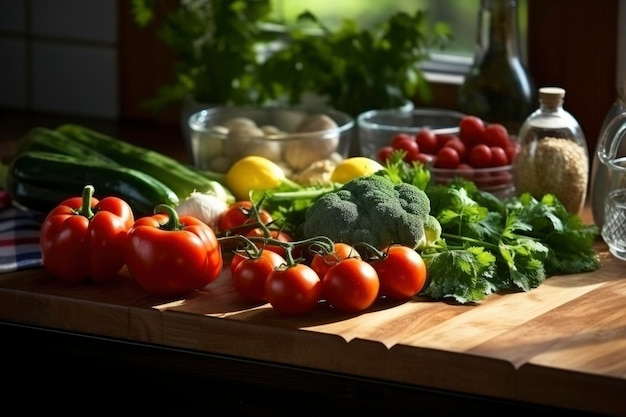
[514,87,589,214]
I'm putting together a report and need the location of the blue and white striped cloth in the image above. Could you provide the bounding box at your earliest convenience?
[0,191,43,273]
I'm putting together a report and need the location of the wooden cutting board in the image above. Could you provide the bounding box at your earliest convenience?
[0,239,624,416]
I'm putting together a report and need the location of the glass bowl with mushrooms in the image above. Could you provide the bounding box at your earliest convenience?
[188,106,355,186]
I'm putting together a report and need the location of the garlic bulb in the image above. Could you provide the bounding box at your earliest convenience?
[175,192,229,230]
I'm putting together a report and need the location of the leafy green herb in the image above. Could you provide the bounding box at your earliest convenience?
[420,177,600,303]
[130,0,276,111]
[130,1,452,116]
[261,10,452,116]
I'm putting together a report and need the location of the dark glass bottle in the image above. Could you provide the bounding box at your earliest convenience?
[457,0,536,135]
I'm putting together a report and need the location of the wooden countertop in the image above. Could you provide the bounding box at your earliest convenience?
[0,112,624,416]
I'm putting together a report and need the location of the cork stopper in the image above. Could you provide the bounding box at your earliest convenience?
[539,87,565,109]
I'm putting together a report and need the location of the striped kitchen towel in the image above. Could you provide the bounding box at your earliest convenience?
[0,191,43,273]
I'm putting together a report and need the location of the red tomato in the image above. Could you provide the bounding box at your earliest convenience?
[435,133,457,152]
[434,146,460,169]
[230,251,247,276]
[265,264,322,315]
[322,258,380,312]
[376,146,395,163]
[232,250,285,302]
[505,142,520,164]
[415,129,438,154]
[218,201,272,232]
[459,115,486,148]
[484,123,510,148]
[311,242,361,280]
[393,137,420,162]
[489,146,509,167]
[413,152,435,165]
[372,246,427,300]
[390,133,415,148]
[468,144,493,168]
[442,138,467,161]
[455,163,475,180]
[245,228,292,257]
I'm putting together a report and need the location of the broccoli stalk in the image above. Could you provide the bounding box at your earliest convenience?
[301,174,441,250]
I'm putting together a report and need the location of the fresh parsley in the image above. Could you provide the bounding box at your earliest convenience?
[420,178,601,303]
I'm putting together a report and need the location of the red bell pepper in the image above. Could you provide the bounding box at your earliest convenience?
[125,204,223,296]
[40,184,134,283]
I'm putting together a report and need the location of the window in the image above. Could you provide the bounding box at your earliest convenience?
[270,0,529,80]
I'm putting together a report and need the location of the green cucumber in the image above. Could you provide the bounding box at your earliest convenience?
[15,127,118,165]
[7,151,179,216]
[55,124,225,200]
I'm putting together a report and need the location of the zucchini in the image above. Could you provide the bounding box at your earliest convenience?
[15,127,118,165]
[55,124,224,200]
[7,151,179,217]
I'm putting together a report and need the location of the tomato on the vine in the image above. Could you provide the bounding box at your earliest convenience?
[218,201,273,232]
[310,242,361,280]
[265,264,322,315]
[322,258,379,312]
[372,245,427,300]
[232,250,285,302]
[245,228,292,257]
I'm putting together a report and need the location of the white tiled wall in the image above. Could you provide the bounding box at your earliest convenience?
[0,0,118,119]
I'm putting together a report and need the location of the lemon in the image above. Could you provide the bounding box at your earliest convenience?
[330,157,385,183]
[226,155,286,201]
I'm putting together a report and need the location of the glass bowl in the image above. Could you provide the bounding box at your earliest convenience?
[188,106,355,174]
[430,164,516,198]
[357,107,465,159]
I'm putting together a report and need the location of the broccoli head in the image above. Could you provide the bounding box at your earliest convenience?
[302,174,441,250]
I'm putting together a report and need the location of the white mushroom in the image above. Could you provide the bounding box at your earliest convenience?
[224,124,265,160]
[283,114,340,171]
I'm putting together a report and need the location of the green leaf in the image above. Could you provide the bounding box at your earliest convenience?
[422,247,496,304]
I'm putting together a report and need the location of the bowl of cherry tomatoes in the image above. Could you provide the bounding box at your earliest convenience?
[367,113,519,198]
[357,107,464,161]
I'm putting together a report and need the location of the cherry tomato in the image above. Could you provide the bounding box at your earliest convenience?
[442,137,467,161]
[434,146,460,169]
[390,133,415,148]
[322,258,379,312]
[489,146,509,167]
[455,163,474,180]
[232,250,285,302]
[265,264,322,315]
[245,228,292,257]
[505,142,520,164]
[459,115,486,148]
[435,133,457,152]
[376,146,395,163]
[415,129,438,154]
[394,137,420,162]
[218,201,273,232]
[372,246,427,300]
[468,144,493,168]
[413,152,435,165]
[311,242,361,280]
[484,123,510,148]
